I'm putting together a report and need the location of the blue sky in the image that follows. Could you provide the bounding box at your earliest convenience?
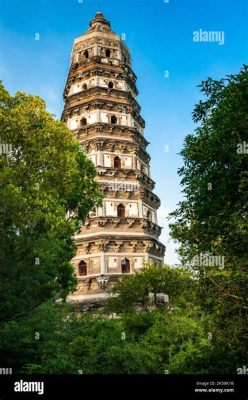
[1,0,247,263]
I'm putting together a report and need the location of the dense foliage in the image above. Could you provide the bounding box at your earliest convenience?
[169,66,248,368]
[0,67,247,374]
[0,83,103,323]
[0,263,245,374]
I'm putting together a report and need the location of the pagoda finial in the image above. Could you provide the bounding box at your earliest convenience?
[90,11,110,28]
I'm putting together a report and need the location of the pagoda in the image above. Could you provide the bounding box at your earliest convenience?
[61,12,165,297]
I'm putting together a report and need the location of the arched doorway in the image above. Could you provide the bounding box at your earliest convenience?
[78,260,87,276]
[121,258,130,273]
[84,50,89,59]
[114,156,121,169]
[80,117,87,126]
[117,203,125,218]
[108,81,114,89]
[106,49,111,57]
[111,115,117,124]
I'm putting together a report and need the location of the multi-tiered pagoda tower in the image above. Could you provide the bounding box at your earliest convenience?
[62,12,165,297]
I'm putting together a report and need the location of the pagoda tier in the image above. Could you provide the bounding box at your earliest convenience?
[62,12,165,296]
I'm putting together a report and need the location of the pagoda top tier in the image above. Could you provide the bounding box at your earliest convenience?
[72,11,132,67]
[90,12,111,28]
[80,11,114,35]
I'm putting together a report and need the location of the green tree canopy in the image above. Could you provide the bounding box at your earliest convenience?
[0,82,103,323]
[169,66,248,360]
[107,263,196,312]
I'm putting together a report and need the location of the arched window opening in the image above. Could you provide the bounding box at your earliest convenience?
[106,49,111,58]
[111,115,117,124]
[84,50,89,59]
[108,81,114,89]
[82,83,87,90]
[121,258,130,274]
[80,117,87,126]
[78,260,87,276]
[117,203,125,218]
[114,156,121,169]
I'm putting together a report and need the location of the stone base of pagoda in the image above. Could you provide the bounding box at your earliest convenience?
[67,292,110,312]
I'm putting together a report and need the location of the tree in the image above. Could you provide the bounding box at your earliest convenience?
[169,66,248,363]
[107,263,196,312]
[0,301,159,374]
[0,82,103,323]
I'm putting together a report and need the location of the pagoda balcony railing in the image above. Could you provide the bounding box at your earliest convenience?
[81,216,162,237]
[81,138,150,163]
[71,123,148,147]
[142,187,161,208]
[101,182,161,208]
[101,186,160,206]
[95,167,155,190]
[64,86,141,113]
